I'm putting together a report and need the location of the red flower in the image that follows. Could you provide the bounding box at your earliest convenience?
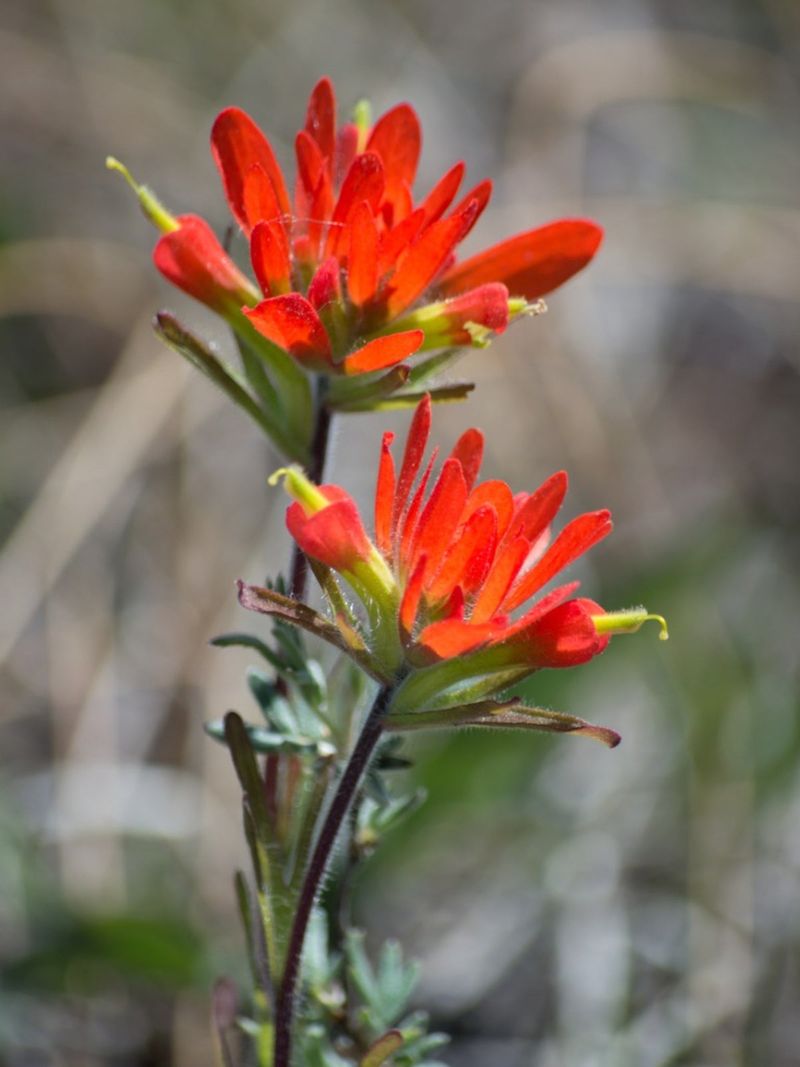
[153,214,259,315]
[209,77,603,380]
[244,397,666,733]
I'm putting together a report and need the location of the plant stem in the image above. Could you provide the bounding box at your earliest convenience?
[273,683,394,1067]
[288,380,332,600]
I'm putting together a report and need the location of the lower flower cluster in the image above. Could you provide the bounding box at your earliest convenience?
[241,395,666,741]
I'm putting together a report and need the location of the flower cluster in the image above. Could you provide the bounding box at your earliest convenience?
[210,79,602,376]
[241,396,666,737]
[110,77,603,445]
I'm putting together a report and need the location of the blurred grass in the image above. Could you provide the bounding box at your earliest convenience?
[1,0,799,1064]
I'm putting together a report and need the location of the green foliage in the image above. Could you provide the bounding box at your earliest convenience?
[295,909,449,1067]
[207,587,448,1064]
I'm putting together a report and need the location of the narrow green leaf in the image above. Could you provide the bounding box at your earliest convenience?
[404,347,464,387]
[224,712,273,832]
[234,331,280,409]
[328,366,410,411]
[386,698,621,748]
[238,582,389,682]
[345,929,378,1010]
[231,317,313,458]
[348,382,474,411]
[210,631,284,672]
[154,312,299,457]
[205,719,336,757]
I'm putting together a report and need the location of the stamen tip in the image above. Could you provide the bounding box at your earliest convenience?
[267,466,291,487]
[106,156,136,189]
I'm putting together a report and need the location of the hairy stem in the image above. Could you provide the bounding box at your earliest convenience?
[273,684,394,1067]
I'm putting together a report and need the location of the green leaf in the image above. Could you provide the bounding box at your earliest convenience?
[210,631,284,672]
[238,582,389,682]
[385,698,621,748]
[205,718,336,757]
[299,1024,352,1067]
[223,712,274,833]
[329,366,410,411]
[154,312,300,458]
[233,870,271,998]
[356,790,426,852]
[246,668,298,732]
[231,316,313,459]
[338,382,474,412]
[346,931,419,1034]
[302,908,335,993]
[377,940,419,1020]
[404,347,465,387]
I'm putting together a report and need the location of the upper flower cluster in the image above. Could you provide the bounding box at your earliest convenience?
[113,78,603,426]
[240,397,666,734]
[208,78,602,380]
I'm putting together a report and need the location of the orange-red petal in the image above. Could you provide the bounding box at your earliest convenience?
[211,108,290,232]
[286,495,371,571]
[327,153,385,257]
[414,616,501,663]
[470,533,530,624]
[241,163,285,234]
[386,198,480,319]
[304,76,336,175]
[393,394,432,526]
[376,208,426,278]
[450,179,492,240]
[250,218,292,296]
[307,257,342,310]
[502,509,613,613]
[374,431,396,557]
[462,479,515,539]
[347,201,379,308]
[426,503,497,604]
[399,555,427,644]
[419,162,465,225]
[397,449,438,571]
[448,427,484,492]
[153,214,253,313]
[507,471,568,543]
[501,581,580,639]
[503,597,606,668]
[367,103,421,208]
[244,293,333,367]
[295,130,326,210]
[341,330,423,375]
[438,219,604,300]
[335,122,359,186]
[407,458,468,582]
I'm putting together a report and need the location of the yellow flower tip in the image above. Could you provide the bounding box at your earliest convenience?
[106,155,179,235]
[353,98,372,151]
[106,156,137,190]
[652,614,670,641]
[593,608,669,641]
[268,465,329,515]
[267,466,292,488]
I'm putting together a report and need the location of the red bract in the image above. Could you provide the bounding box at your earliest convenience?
[153,214,258,315]
[209,77,603,376]
[242,398,666,735]
[285,393,612,671]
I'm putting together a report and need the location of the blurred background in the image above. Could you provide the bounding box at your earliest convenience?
[2,0,799,1064]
